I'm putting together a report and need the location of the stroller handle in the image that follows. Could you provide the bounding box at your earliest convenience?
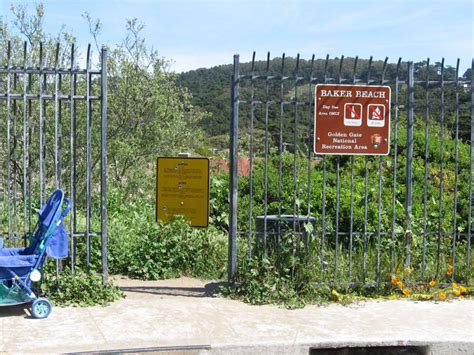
[60,198,72,221]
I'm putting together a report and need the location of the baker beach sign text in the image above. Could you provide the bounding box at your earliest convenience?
[314,84,391,155]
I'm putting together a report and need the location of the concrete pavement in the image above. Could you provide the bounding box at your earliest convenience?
[1,276,473,354]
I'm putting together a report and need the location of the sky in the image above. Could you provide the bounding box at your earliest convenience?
[1,0,472,73]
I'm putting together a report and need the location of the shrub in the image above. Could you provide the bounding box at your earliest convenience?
[110,214,227,280]
[42,265,123,307]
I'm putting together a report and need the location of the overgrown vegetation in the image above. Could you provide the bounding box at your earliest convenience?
[223,232,472,308]
[42,265,123,307]
[107,206,228,280]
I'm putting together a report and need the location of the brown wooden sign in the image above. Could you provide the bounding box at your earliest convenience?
[314,84,391,155]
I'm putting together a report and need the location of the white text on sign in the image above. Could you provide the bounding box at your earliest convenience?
[320,89,387,98]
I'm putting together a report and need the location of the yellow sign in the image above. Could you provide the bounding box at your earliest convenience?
[156,157,210,227]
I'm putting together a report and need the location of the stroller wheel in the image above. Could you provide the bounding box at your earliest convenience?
[31,298,52,319]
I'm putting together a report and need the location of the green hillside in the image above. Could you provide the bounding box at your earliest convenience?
[177,57,468,142]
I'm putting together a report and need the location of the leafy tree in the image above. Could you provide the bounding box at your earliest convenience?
[1,3,207,201]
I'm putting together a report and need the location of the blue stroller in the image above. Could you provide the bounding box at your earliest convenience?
[0,189,71,319]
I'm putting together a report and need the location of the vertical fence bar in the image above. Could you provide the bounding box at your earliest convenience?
[42,95,47,202]
[58,73,63,189]
[58,47,64,273]
[38,42,44,205]
[292,54,300,233]
[349,56,358,280]
[263,52,270,255]
[451,59,460,280]
[334,157,340,279]
[54,43,61,276]
[320,54,330,270]
[228,54,240,281]
[376,57,388,285]
[422,58,430,277]
[468,59,474,278]
[72,55,78,263]
[348,152,354,279]
[27,68,33,235]
[362,156,369,281]
[12,71,18,242]
[376,154,383,285]
[362,56,373,282]
[405,61,414,268]
[101,47,108,284]
[248,52,256,256]
[306,55,315,237]
[291,54,300,277]
[334,55,344,280]
[69,44,76,271]
[85,44,92,270]
[22,42,28,242]
[390,58,402,274]
[277,54,286,248]
[436,59,445,277]
[54,43,60,188]
[6,41,11,244]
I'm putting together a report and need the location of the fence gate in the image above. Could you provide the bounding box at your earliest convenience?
[0,41,108,282]
[228,53,473,286]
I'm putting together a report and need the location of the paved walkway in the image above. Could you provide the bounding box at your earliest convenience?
[1,276,473,354]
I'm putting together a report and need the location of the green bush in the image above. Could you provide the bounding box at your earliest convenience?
[119,217,227,280]
[68,183,229,282]
[104,191,228,280]
[42,265,123,307]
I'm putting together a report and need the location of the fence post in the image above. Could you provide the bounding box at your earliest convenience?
[100,47,109,285]
[468,58,473,274]
[228,54,240,282]
[405,61,415,267]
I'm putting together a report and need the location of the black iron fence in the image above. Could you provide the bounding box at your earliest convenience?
[228,53,473,286]
[0,41,108,282]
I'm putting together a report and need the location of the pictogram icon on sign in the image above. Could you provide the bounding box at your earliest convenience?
[367,104,385,127]
[344,103,362,126]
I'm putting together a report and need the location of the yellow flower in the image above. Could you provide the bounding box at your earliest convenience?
[391,278,398,285]
[446,271,453,277]
[396,281,403,289]
[429,280,436,287]
[447,264,453,271]
[439,292,447,300]
[419,285,425,290]
[452,283,459,289]
[459,296,465,300]
[402,288,411,296]
[459,286,467,294]
[454,289,461,296]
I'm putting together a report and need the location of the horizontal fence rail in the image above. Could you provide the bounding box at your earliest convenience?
[229,53,473,287]
[0,41,108,282]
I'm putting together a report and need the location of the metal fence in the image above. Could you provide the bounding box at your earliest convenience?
[228,53,473,286]
[0,41,108,282]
